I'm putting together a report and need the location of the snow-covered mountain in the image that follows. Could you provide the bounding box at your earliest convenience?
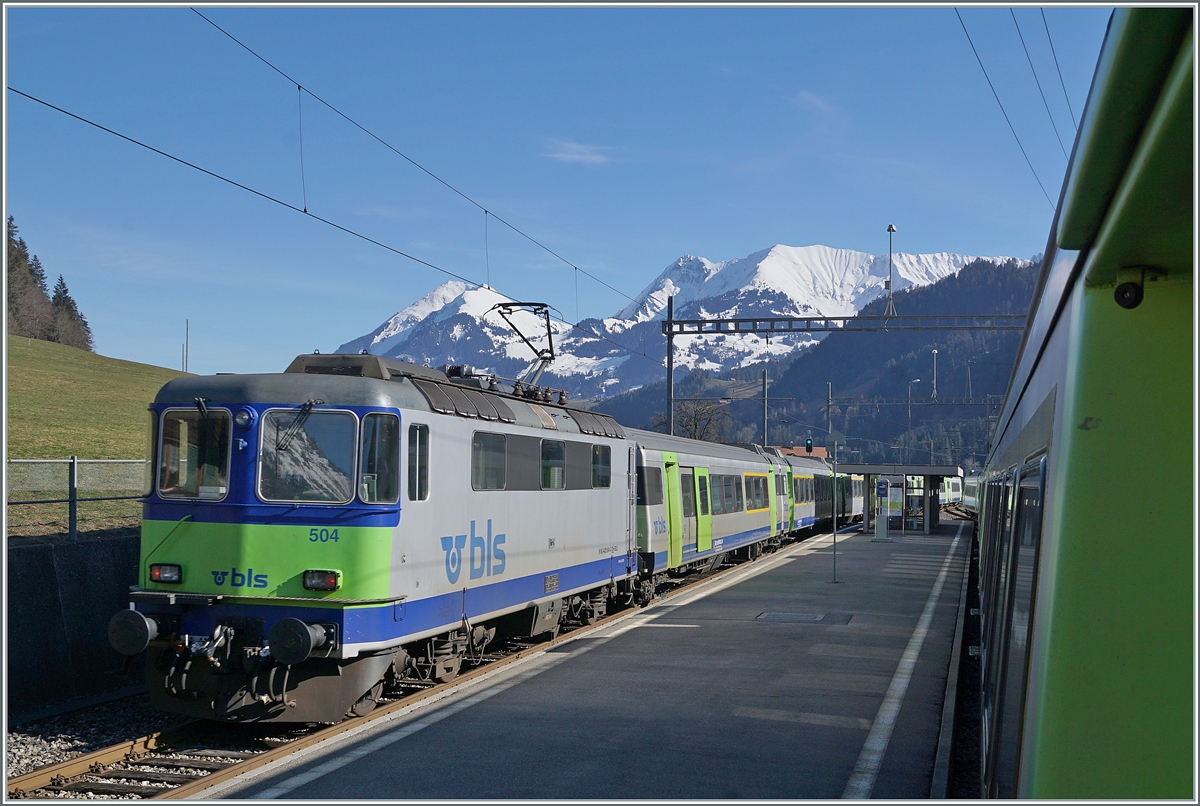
[335,244,1017,400]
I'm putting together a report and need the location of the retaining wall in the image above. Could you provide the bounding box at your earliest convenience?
[6,531,142,711]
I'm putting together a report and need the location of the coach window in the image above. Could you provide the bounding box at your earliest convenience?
[709,475,724,515]
[636,465,663,506]
[259,409,356,504]
[680,472,695,518]
[697,475,710,516]
[542,440,566,489]
[472,432,506,490]
[159,408,231,500]
[408,424,429,501]
[592,445,611,488]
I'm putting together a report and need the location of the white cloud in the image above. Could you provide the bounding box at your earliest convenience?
[794,90,831,112]
[544,139,612,165]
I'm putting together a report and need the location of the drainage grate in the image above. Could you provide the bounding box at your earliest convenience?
[755,612,853,624]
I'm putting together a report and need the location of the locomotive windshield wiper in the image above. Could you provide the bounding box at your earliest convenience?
[276,399,323,451]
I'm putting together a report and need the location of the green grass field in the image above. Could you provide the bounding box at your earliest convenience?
[7,338,187,537]
[7,337,186,459]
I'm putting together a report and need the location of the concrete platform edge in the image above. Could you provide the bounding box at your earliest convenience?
[929,522,972,798]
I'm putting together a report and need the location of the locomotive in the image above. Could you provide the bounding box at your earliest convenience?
[108,352,862,723]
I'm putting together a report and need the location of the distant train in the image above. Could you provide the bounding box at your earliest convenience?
[108,353,863,723]
[972,8,1191,798]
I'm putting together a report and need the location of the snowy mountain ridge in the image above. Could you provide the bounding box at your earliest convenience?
[335,243,1022,399]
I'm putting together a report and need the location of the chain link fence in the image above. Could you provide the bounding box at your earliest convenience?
[7,458,146,539]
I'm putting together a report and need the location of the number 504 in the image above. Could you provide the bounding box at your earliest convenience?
[309,528,340,542]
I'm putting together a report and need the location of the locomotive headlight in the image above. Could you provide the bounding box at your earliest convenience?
[234,408,256,428]
[150,563,182,584]
[303,570,340,592]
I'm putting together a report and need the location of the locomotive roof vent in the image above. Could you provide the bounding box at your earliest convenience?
[284,353,449,382]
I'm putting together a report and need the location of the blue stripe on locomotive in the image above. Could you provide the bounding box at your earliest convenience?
[139,554,631,649]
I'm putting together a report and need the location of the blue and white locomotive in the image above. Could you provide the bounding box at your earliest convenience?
[107,353,859,723]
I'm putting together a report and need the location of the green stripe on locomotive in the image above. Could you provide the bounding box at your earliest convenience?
[140,519,394,602]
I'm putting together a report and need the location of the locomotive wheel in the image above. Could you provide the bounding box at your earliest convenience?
[347,680,385,718]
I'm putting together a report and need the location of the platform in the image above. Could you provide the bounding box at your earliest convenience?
[212,520,972,800]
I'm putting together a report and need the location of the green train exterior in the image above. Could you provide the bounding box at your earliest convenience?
[975,8,1192,798]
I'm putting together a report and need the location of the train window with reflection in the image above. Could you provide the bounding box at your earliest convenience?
[592,445,611,488]
[259,409,356,504]
[636,465,663,506]
[358,413,399,504]
[408,424,429,501]
[542,440,566,489]
[472,432,506,490]
[710,475,724,515]
[144,410,158,496]
[158,408,231,500]
[680,472,695,518]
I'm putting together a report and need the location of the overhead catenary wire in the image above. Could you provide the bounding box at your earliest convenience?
[7,85,665,370]
[189,8,640,307]
[1010,9,1069,161]
[954,8,1055,210]
[1041,8,1078,130]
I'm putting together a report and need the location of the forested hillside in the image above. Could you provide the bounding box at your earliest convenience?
[595,257,1040,470]
[7,216,93,350]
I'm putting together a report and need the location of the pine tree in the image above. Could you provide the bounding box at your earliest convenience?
[29,255,48,294]
[51,274,94,351]
[7,216,94,350]
[7,215,54,339]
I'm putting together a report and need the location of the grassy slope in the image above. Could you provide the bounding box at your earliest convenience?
[7,337,187,459]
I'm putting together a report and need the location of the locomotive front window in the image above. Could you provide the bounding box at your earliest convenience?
[158,409,231,500]
[259,409,357,504]
[359,413,400,504]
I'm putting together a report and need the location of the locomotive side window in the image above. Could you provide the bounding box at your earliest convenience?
[636,465,663,506]
[359,413,400,504]
[144,410,158,496]
[259,409,356,504]
[158,408,231,500]
[472,432,506,490]
[541,440,566,490]
[592,445,611,488]
[408,424,429,501]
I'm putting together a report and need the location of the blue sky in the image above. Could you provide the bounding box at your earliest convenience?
[5,6,1113,375]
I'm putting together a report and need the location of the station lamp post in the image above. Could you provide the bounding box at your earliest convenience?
[908,378,921,462]
[932,349,938,399]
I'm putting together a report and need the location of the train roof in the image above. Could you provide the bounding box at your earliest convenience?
[623,428,771,464]
[153,354,627,440]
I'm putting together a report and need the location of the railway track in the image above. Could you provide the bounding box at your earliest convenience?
[7,531,827,799]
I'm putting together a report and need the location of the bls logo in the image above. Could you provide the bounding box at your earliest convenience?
[652,517,668,536]
[440,520,506,584]
[211,567,268,588]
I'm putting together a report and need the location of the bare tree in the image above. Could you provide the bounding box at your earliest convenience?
[650,397,731,442]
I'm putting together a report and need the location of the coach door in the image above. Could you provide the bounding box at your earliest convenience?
[694,468,713,553]
[679,468,697,558]
[663,452,684,569]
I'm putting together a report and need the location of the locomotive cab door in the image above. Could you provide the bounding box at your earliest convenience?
[662,452,683,569]
[695,468,713,553]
